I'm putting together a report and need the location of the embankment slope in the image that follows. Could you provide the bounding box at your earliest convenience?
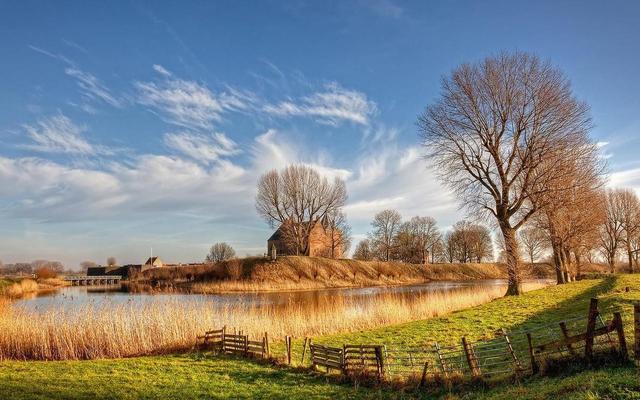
[136,256,555,292]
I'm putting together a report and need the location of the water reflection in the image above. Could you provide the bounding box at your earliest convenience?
[14,279,552,312]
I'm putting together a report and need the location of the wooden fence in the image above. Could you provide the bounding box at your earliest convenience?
[196,326,269,359]
[309,343,343,372]
[197,298,640,386]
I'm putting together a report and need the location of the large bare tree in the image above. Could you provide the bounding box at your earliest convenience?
[256,164,347,255]
[418,52,593,295]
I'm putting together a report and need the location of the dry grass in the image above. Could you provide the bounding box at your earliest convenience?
[0,281,548,360]
[3,279,39,298]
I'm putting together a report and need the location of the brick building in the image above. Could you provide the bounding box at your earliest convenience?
[267,219,342,259]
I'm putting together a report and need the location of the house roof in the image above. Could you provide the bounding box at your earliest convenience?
[267,220,328,241]
[144,256,161,265]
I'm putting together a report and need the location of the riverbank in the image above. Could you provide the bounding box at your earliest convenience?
[0,275,637,399]
[0,278,69,299]
[133,256,556,293]
[0,280,549,360]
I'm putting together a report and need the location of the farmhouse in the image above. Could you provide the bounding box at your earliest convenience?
[267,218,342,259]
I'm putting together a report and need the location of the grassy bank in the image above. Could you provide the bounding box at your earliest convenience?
[136,256,555,293]
[0,275,637,399]
[0,277,68,299]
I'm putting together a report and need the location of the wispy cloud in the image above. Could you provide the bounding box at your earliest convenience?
[164,131,240,164]
[29,44,122,110]
[65,67,122,108]
[135,65,253,130]
[21,114,110,155]
[360,0,404,19]
[263,82,377,126]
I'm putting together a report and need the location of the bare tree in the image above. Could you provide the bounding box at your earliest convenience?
[256,164,347,255]
[369,209,402,261]
[206,242,236,263]
[519,227,547,264]
[599,189,626,273]
[353,239,373,261]
[80,261,98,273]
[324,211,352,259]
[419,52,593,295]
[106,257,117,266]
[616,188,640,272]
[410,216,441,264]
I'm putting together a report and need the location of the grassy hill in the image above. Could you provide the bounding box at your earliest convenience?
[135,256,556,292]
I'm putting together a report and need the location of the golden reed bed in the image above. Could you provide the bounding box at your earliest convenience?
[0,281,548,360]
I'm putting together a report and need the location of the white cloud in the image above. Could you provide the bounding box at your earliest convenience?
[263,82,377,126]
[21,115,110,155]
[65,67,122,108]
[135,65,252,130]
[164,131,240,164]
[609,167,640,190]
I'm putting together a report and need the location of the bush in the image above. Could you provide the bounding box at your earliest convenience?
[224,259,243,280]
[35,267,57,280]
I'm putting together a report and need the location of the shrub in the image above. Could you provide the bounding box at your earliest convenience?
[35,267,57,280]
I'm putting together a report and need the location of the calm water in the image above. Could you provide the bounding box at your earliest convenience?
[13,279,552,312]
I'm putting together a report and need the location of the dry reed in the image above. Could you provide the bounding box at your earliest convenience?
[0,281,548,361]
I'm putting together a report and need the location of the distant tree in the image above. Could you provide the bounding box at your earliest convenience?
[519,227,547,264]
[80,261,98,273]
[353,239,373,261]
[107,257,117,266]
[256,164,347,255]
[31,260,64,273]
[616,189,640,272]
[206,242,236,263]
[324,210,352,259]
[419,52,594,295]
[369,209,402,261]
[410,216,441,264]
[599,190,626,272]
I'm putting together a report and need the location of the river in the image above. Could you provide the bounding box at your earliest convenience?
[13,279,553,312]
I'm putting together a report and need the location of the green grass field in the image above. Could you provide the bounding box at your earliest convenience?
[0,275,638,399]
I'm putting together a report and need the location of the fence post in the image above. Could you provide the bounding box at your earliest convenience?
[635,303,640,363]
[264,332,270,357]
[419,361,429,388]
[434,342,448,378]
[585,298,599,362]
[301,337,309,365]
[375,346,384,381]
[285,336,292,365]
[501,328,522,373]
[613,312,628,359]
[559,322,576,356]
[527,333,538,374]
[221,326,226,353]
[244,334,249,357]
[461,337,480,378]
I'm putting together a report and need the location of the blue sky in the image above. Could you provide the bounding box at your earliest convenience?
[1,0,640,268]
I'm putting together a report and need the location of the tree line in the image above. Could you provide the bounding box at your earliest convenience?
[352,210,493,264]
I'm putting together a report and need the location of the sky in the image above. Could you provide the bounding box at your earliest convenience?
[1,0,640,268]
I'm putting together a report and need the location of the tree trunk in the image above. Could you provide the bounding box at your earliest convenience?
[575,252,582,280]
[552,242,565,284]
[501,225,522,296]
[562,247,572,282]
[627,241,634,273]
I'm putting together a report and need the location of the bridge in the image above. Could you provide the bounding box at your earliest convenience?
[63,275,123,286]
